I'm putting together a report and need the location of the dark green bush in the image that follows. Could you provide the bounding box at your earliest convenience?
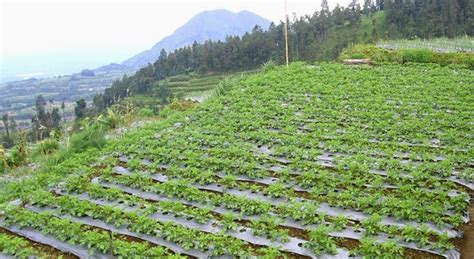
[401,49,433,63]
[159,106,173,118]
[138,108,154,117]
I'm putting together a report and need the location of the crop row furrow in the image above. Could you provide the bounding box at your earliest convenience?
[0,219,106,258]
[113,153,469,221]
[98,172,460,239]
[92,176,458,257]
[59,188,458,258]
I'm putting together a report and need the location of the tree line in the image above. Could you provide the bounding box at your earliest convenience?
[385,0,473,38]
[91,0,472,113]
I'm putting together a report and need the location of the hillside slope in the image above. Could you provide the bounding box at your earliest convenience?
[122,9,271,68]
[1,62,472,258]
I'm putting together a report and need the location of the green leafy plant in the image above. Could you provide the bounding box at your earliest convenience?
[264,183,293,198]
[358,238,404,258]
[361,214,383,236]
[251,216,290,243]
[0,233,38,258]
[304,225,338,255]
[220,213,239,231]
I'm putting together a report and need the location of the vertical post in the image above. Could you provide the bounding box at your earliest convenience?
[109,230,113,259]
[284,0,289,67]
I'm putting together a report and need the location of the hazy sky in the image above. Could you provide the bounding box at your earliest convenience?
[0,0,351,80]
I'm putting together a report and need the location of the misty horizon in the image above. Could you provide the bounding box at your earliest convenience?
[1,0,352,83]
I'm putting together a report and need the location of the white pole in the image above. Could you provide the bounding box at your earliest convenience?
[284,0,289,67]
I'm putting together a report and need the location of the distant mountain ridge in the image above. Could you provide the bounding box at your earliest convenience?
[121,9,271,69]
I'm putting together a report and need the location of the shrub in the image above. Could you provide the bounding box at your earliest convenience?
[261,60,276,72]
[401,48,433,63]
[214,77,235,97]
[96,109,121,129]
[7,145,28,167]
[138,108,154,117]
[159,107,173,118]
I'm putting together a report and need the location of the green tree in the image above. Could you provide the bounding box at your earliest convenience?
[61,101,67,121]
[51,108,61,130]
[93,94,106,113]
[363,0,374,14]
[35,95,47,127]
[74,99,87,120]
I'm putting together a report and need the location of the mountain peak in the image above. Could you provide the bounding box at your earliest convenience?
[121,9,270,68]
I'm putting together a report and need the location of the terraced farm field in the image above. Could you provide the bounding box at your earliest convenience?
[156,71,257,98]
[1,63,473,258]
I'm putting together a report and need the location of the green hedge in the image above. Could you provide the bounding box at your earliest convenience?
[340,44,474,69]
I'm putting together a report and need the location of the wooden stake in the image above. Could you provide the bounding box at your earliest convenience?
[109,230,114,259]
[284,0,289,67]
